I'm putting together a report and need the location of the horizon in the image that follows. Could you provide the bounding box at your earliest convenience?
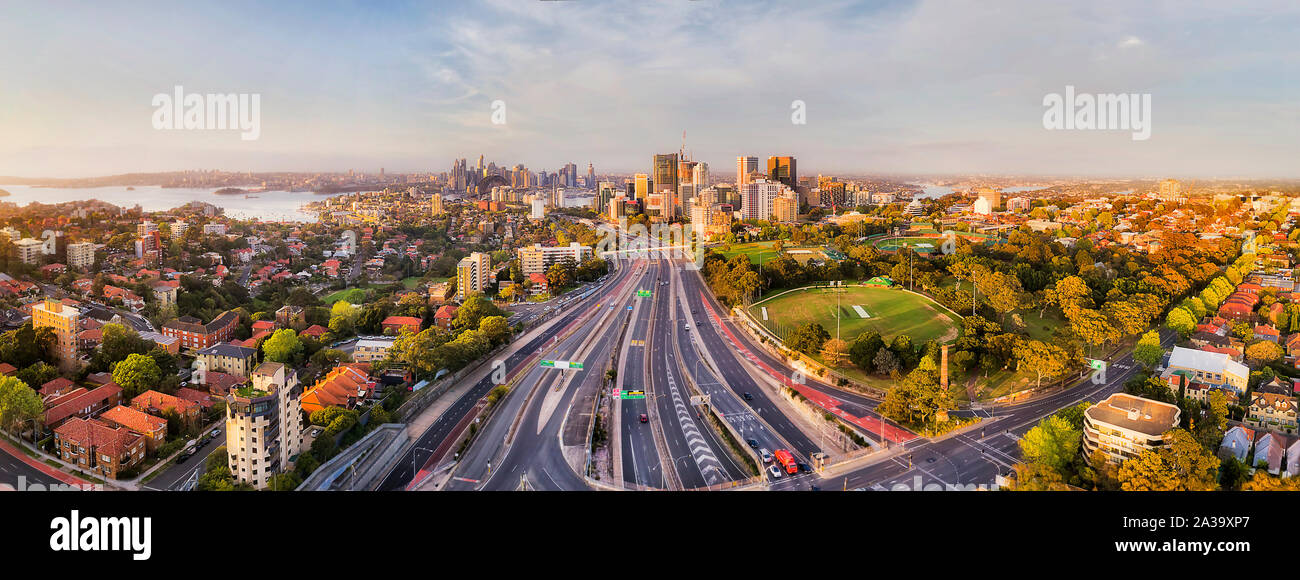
[4,1,1300,179]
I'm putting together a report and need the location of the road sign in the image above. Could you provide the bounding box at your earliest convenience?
[621,390,646,400]
[541,360,584,370]
[1087,358,1106,370]
[637,289,652,297]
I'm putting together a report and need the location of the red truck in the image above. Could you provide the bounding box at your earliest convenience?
[773,449,797,475]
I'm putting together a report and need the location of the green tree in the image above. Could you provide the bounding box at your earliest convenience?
[784,322,830,355]
[1019,415,1080,476]
[112,353,162,398]
[0,376,43,435]
[262,328,304,364]
[1133,330,1164,369]
[1117,429,1218,491]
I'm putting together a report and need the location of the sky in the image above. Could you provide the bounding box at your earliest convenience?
[2,0,1298,179]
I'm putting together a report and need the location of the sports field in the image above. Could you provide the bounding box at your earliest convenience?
[872,236,943,252]
[750,285,961,345]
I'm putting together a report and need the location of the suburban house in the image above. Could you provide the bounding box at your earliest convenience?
[1218,425,1254,462]
[1253,432,1287,474]
[433,305,459,330]
[1246,391,1299,434]
[382,315,423,335]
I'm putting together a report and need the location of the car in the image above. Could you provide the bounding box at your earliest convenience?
[760,448,772,463]
[797,462,812,473]
[209,429,221,438]
[742,392,754,401]
[746,438,759,448]
[175,451,191,464]
[767,464,783,479]
[639,413,648,423]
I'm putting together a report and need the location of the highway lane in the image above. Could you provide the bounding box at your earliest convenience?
[646,257,738,488]
[377,257,635,491]
[673,266,821,457]
[620,262,664,488]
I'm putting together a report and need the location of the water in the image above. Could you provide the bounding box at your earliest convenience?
[912,184,1046,198]
[0,184,320,222]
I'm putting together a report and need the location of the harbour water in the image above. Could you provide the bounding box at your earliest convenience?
[0,184,320,222]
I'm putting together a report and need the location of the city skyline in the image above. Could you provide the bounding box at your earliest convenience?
[4,1,1300,179]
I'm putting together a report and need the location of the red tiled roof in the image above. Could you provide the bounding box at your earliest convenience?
[40,378,77,398]
[131,389,198,416]
[100,405,166,434]
[301,364,373,414]
[300,324,328,337]
[175,387,215,408]
[434,305,459,319]
[45,383,122,426]
[54,417,142,457]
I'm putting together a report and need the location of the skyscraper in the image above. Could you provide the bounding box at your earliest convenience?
[767,156,797,189]
[225,362,305,489]
[741,179,788,221]
[457,252,492,300]
[634,173,651,201]
[653,154,679,196]
[737,156,759,186]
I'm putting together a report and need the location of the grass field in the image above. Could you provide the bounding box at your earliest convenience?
[715,241,781,265]
[324,287,369,304]
[872,236,944,252]
[751,285,961,345]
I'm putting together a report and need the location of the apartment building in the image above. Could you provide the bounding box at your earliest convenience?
[196,342,260,380]
[352,337,396,363]
[66,241,95,270]
[53,417,145,479]
[33,298,80,372]
[225,362,306,489]
[14,237,44,264]
[99,405,168,452]
[517,242,591,275]
[456,252,491,300]
[1082,393,1181,465]
[1246,391,1299,435]
[162,310,239,351]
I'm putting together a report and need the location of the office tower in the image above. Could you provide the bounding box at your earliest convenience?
[225,362,305,489]
[531,198,545,219]
[587,164,595,188]
[634,173,651,201]
[430,193,444,216]
[34,298,80,373]
[456,252,491,300]
[973,188,1002,215]
[610,197,627,220]
[653,154,679,197]
[692,162,709,192]
[597,182,615,216]
[477,155,485,170]
[737,156,759,186]
[67,241,95,269]
[767,156,797,189]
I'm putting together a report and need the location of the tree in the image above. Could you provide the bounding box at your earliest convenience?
[112,353,162,398]
[784,322,829,355]
[478,315,510,345]
[1010,461,1071,491]
[848,331,884,371]
[821,338,849,367]
[1014,340,1071,389]
[1019,415,1080,477]
[1244,340,1283,366]
[1164,307,1197,335]
[262,328,303,364]
[1133,330,1164,369]
[872,347,900,376]
[1117,429,1218,491]
[0,376,43,435]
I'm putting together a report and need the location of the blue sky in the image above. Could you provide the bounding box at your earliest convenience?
[2,0,1298,178]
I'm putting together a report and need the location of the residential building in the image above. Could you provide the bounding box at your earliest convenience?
[33,298,80,372]
[1082,393,1181,465]
[14,238,44,264]
[301,364,374,415]
[456,252,491,300]
[741,179,788,221]
[275,305,305,331]
[99,405,168,452]
[518,242,591,275]
[771,193,799,223]
[225,362,306,489]
[1253,432,1286,474]
[1218,425,1254,462]
[132,390,200,430]
[352,337,397,363]
[161,310,239,351]
[1162,346,1249,396]
[196,342,260,380]
[67,241,95,269]
[53,417,145,479]
[382,315,422,335]
[1247,391,1299,435]
[43,383,123,428]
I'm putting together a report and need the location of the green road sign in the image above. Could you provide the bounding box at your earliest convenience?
[541,360,584,370]
[637,289,652,297]
[621,390,646,400]
[1087,359,1106,370]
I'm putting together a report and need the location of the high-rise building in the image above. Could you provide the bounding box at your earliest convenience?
[225,362,305,489]
[34,298,80,373]
[67,241,95,270]
[972,188,1002,215]
[430,193,444,216]
[653,154,679,197]
[736,156,759,186]
[634,174,651,201]
[531,198,545,219]
[692,162,709,192]
[597,182,615,216]
[772,193,799,223]
[170,220,189,239]
[457,252,491,300]
[587,164,595,188]
[1158,179,1184,202]
[741,179,787,221]
[767,156,797,189]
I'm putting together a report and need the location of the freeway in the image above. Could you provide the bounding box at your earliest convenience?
[646,256,743,488]
[619,261,665,488]
[377,255,637,491]
[442,256,642,490]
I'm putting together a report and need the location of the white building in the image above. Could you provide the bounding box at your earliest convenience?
[518,243,590,275]
[67,241,95,269]
[741,179,787,221]
[225,362,305,489]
